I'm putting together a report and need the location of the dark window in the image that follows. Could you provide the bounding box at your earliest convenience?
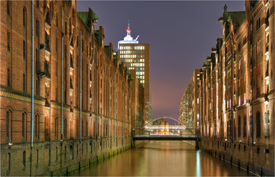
[23,151,26,167]
[64,118,67,139]
[256,112,261,138]
[86,122,88,137]
[243,116,247,137]
[65,146,66,159]
[22,112,27,139]
[266,9,269,26]
[56,12,58,27]
[35,114,39,139]
[56,37,58,51]
[243,36,247,45]
[7,153,11,171]
[56,147,58,162]
[6,110,12,140]
[23,7,26,27]
[256,18,261,30]
[7,68,11,87]
[36,20,39,37]
[7,31,10,51]
[82,121,84,138]
[23,74,26,92]
[36,0,39,8]
[36,149,39,164]
[7,1,10,16]
[23,40,26,60]
[55,117,58,139]
[238,116,241,137]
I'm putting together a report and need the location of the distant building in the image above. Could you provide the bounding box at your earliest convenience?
[179,69,200,131]
[130,70,144,134]
[118,23,151,124]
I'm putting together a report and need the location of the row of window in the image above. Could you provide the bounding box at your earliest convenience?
[6,110,40,141]
[119,46,145,50]
[5,109,117,143]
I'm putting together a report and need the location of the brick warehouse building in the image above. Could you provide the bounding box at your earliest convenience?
[180,0,274,175]
[0,0,137,176]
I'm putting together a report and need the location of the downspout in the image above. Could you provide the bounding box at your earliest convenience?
[96,52,98,139]
[60,6,64,175]
[80,31,83,142]
[30,0,34,176]
[113,70,116,139]
[61,6,64,143]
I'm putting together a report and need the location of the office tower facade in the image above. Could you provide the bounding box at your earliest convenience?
[118,24,151,124]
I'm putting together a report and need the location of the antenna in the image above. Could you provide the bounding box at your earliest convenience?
[126,20,131,35]
[135,35,139,41]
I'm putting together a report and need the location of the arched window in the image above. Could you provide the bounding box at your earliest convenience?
[22,112,27,139]
[35,114,39,140]
[23,7,26,27]
[238,116,241,137]
[243,116,247,137]
[55,117,58,139]
[6,110,12,141]
[256,112,261,138]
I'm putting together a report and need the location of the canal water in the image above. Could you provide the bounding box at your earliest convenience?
[71,141,253,176]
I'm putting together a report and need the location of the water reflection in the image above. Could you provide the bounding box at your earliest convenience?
[73,141,253,176]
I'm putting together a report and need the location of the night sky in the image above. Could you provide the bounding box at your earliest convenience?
[77,0,245,124]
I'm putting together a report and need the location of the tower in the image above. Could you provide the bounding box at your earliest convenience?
[118,22,151,124]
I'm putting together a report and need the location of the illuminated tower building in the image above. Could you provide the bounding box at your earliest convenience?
[118,22,151,124]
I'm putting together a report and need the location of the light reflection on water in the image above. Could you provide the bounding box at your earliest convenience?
[72,141,253,176]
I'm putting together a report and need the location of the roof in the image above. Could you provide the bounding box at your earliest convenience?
[104,46,111,58]
[77,12,89,27]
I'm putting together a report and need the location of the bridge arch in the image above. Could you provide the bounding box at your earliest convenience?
[136,116,196,136]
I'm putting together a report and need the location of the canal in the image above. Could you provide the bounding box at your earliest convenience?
[71,141,253,176]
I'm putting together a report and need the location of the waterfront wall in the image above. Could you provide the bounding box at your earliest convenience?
[1,137,132,176]
[200,138,274,176]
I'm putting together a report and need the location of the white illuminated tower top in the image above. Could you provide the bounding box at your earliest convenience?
[118,21,139,48]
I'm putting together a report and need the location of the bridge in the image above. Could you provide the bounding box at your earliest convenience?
[132,117,200,149]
